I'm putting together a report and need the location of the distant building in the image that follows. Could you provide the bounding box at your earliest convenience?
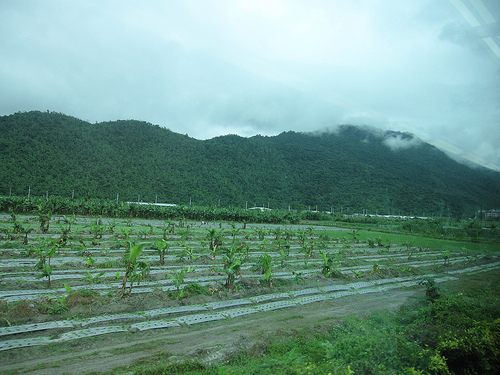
[477,209,500,220]
[484,209,500,220]
[248,206,272,211]
[126,202,177,207]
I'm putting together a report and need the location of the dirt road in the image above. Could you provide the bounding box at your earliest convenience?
[2,288,420,375]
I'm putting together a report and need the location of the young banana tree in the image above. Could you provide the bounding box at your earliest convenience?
[166,266,195,295]
[229,223,240,243]
[56,217,73,246]
[20,221,33,245]
[177,242,196,261]
[34,242,58,287]
[218,243,244,290]
[278,249,288,267]
[272,227,283,240]
[9,212,22,236]
[154,239,169,266]
[259,253,273,287]
[205,228,224,252]
[120,243,147,297]
[254,227,267,241]
[36,205,52,234]
[319,251,333,277]
[302,240,315,257]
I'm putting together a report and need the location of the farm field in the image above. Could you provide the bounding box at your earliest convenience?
[1,212,499,374]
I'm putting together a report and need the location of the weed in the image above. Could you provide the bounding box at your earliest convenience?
[47,296,69,314]
[277,314,304,322]
[83,271,105,284]
[182,282,210,296]
[418,277,440,303]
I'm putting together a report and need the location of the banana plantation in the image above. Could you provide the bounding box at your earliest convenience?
[1,206,499,354]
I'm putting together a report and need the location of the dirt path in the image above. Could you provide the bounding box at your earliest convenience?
[2,288,421,375]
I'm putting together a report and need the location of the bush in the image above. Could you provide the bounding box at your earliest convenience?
[437,319,500,374]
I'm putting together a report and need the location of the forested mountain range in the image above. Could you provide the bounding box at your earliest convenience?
[1,110,499,217]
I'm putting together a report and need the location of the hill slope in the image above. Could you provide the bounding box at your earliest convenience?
[1,111,499,216]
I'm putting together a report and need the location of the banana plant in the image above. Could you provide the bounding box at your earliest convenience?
[275,237,283,251]
[163,219,176,235]
[205,228,224,252]
[241,243,250,261]
[260,264,273,287]
[61,214,76,233]
[230,225,240,243]
[283,240,291,256]
[218,258,242,290]
[120,243,146,297]
[34,242,58,287]
[292,269,305,284]
[120,228,132,239]
[254,227,267,240]
[319,251,341,277]
[259,253,273,287]
[218,243,244,290]
[56,218,72,246]
[10,212,22,236]
[128,261,149,292]
[271,227,281,240]
[36,205,51,233]
[278,249,288,267]
[443,250,450,268]
[36,262,53,287]
[283,229,294,242]
[302,240,315,257]
[83,271,105,284]
[349,230,358,243]
[260,238,268,252]
[138,228,149,239]
[297,229,307,245]
[20,221,33,245]
[177,242,196,261]
[154,239,170,266]
[90,217,105,239]
[178,227,191,241]
[166,266,195,292]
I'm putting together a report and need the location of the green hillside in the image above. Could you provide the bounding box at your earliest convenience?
[1,110,499,217]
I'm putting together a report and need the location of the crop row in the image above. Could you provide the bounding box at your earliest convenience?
[1,271,479,352]
[0,213,488,302]
[3,258,500,352]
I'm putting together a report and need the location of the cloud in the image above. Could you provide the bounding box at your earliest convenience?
[383,133,422,151]
[0,0,499,171]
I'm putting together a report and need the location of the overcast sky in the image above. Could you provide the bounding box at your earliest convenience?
[1,0,499,170]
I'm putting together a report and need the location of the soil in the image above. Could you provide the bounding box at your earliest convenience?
[1,214,497,374]
[1,285,422,375]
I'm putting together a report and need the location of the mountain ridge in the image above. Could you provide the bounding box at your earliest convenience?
[1,110,499,217]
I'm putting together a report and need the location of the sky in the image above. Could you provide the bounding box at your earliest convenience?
[1,0,499,171]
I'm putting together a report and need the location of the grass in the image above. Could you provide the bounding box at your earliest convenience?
[322,228,500,253]
[276,314,304,322]
[108,341,164,355]
[91,268,500,375]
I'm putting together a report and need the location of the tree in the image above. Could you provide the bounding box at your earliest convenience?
[120,243,148,297]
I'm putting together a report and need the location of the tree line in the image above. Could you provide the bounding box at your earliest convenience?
[1,111,500,217]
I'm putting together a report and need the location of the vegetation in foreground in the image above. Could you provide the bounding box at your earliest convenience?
[97,270,500,375]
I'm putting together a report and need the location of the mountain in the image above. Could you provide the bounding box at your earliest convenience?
[1,110,499,217]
